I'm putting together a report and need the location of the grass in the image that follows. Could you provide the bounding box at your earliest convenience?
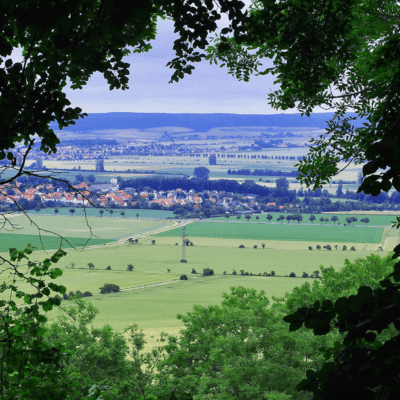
[0,232,111,253]
[214,213,395,226]
[2,214,174,240]
[27,208,174,219]
[156,221,384,243]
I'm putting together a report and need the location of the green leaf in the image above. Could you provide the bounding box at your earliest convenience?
[49,268,63,279]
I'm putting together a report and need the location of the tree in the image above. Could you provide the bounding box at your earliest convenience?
[331,216,339,224]
[69,208,75,216]
[127,264,134,271]
[95,157,105,172]
[245,214,251,222]
[208,154,217,165]
[152,239,156,245]
[361,217,370,225]
[75,174,85,183]
[87,174,96,184]
[109,209,114,216]
[99,210,104,218]
[121,211,125,217]
[262,243,265,249]
[180,274,188,280]
[193,166,210,180]
[319,217,324,224]
[99,283,119,294]
[136,213,139,219]
[309,215,316,224]
[88,263,95,270]
[316,245,321,250]
[275,177,289,193]
[267,214,273,222]
[277,215,285,224]
[256,215,259,220]
[54,208,59,215]
[346,217,352,225]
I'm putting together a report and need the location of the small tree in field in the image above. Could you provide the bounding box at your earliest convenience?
[191,268,197,274]
[308,246,313,250]
[121,211,125,217]
[136,213,139,219]
[127,264,134,271]
[109,210,114,216]
[262,243,265,249]
[99,210,104,217]
[151,240,156,245]
[106,266,112,270]
[236,215,241,219]
[361,217,370,225]
[331,215,339,224]
[309,214,316,224]
[256,216,259,220]
[69,208,75,216]
[316,244,321,250]
[342,245,347,251]
[277,215,285,224]
[99,283,119,294]
[87,263,95,270]
[267,214,273,222]
[180,275,188,280]
[54,208,59,215]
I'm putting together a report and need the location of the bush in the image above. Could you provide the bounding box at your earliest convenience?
[127,264,134,271]
[232,270,237,275]
[289,272,296,277]
[311,270,320,278]
[106,265,112,270]
[191,268,197,274]
[302,272,309,278]
[202,268,214,276]
[175,243,178,245]
[151,240,156,245]
[350,246,356,251]
[75,290,82,297]
[180,274,188,280]
[271,271,275,276]
[342,245,347,251]
[82,291,93,297]
[240,270,245,275]
[99,283,120,294]
[253,245,258,249]
[63,293,69,300]
[308,246,313,250]
[244,272,249,276]
[167,269,171,272]
[239,244,245,248]
[180,259,187,263]
[223,271,227,275]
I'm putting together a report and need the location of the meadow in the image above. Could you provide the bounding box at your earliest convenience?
[213,212,396,226]
[27,208,174,219]
[156,220,384,243]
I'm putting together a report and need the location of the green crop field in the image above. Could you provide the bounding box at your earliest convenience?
[3,214,174,240]
[0,232,111,253]
[27,208,174,219]
[156,221,384,243]
[213,212,394,226]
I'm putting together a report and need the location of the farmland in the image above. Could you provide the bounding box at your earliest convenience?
[156,220,384,243]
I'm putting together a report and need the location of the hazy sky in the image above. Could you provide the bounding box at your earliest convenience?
[66,6,279,115]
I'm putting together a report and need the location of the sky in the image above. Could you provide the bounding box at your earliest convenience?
[10,1,288,115]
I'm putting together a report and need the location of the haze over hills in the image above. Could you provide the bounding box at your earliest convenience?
[52,112,363,134]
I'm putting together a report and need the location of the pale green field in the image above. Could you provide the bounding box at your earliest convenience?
[44,274,311,350]
[3,214,174,240]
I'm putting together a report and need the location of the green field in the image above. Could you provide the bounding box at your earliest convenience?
[156,221,384,243]
[3,214,174,240]
[27,208,174,219]
[0,232,111,253]
[214,212,395,226]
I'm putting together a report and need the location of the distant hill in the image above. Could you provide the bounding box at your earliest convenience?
[51,112,364,133]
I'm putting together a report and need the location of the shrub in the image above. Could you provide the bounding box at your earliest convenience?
[151,240,156,245]
[350,246,356,251]
[271,271,275,276]
[263,272,268,276]
[106,265,112,270]
[302,272,309,278]
[311,270,320,278]
[342,245,347,251]
[63,293,69,300]
[308,246,313,250]
[190,242,194,246]
[191,268,197,274]
[240,270,245,275]
[175,243,178,246]
[69,291,75,298]
[82,291,93,297]
[289,272,296,277]
[232,270,237,275]
[167,269,171,272]
[316,245,321,250]
[75,290,82,297]
[180,275,188,280]
[202,268,214,277]
[223,271,227,275]
[99,283,120,294]
[180,259,187,263]
[239,244,245,248]
[127,264,134,271]
[253,245,258,249]
[55,294,62,302]
[245,272,249,276]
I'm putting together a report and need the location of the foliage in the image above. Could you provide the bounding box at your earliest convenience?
[0,245,78,399]
[106,265,112,270]
[127,264,134,271]
[202,268,214,277]
[99,283,120,294]
[208,154,217,165]
[157,286,330,400]
[180,275,188,281]
[193,166,210,180]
